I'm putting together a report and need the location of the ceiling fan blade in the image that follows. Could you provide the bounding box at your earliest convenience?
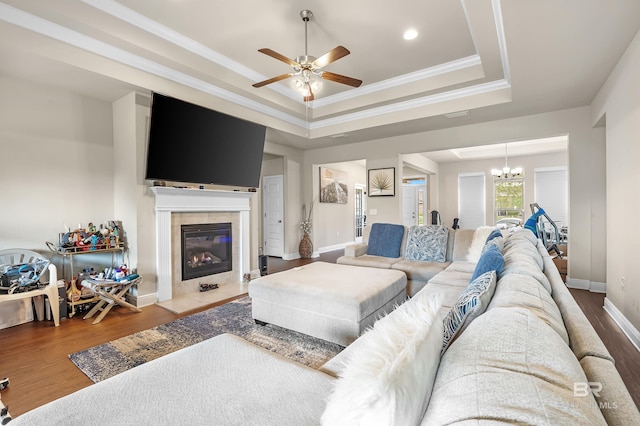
[321,71,363,87]
[257,48,299,67]
[303,83,314,102]
[252,73,294,88]
[311,46,350,69]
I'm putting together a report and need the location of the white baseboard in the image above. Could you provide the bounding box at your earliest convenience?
[590,281,606,293]
[566,278,606,293]
[136,292,158,308]
[318,242,348,254]
[282,252,300,261]
[566,278,589,290]
[282,243,347,260]
[603,297,640,353]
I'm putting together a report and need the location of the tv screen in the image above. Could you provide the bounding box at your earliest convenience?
[145,92,266,188]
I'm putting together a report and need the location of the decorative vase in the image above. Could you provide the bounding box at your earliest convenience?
[299,233,313,259]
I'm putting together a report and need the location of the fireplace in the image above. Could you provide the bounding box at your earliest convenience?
[181,223,232,281]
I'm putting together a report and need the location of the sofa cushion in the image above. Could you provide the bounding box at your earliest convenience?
[500,253,552,294]
[424,269,472,289]
[441,270,497,353]
[470,244,504,282]
[404,225,449,262]
[321,293,444,426]
[488,273,569,345]
[391,259,450,282]
[451,229,476,261]
[423,307,607,425]
[337,254,400,269]
[366,223,405,258]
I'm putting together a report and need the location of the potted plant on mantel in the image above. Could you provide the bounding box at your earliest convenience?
[299,198,316,258]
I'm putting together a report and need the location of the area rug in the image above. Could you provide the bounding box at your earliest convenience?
[69,296,344,382]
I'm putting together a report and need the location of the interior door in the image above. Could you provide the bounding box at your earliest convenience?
[354,184,366,243]
[262,175,284,257]
[402,186,418,227]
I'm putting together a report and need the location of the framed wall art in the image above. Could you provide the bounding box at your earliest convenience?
[320,166,349,203]
[368,167,395,197]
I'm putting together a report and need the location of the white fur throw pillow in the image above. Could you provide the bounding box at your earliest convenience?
[466,226,495,263]
[321,294,444,426]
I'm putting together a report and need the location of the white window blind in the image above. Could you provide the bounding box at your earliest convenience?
[458,173,486,230]
[534,167,568,228]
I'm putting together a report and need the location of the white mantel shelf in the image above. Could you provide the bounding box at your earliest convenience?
[150,186,252,302]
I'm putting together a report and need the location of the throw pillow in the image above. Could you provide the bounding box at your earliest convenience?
[470,243,504,282]
[366,223,405,258]
[466,226,495,263]
[404,225,449,262]
[441,270,497,354]
[321,294,444,426]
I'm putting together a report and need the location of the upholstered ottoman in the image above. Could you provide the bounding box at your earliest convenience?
[249,261,407,346]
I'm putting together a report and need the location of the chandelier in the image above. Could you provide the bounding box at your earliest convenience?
[491,143,523,178]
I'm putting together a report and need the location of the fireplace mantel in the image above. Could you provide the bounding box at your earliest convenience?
[151,187,252,301]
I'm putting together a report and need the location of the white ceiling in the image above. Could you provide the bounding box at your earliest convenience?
[0,0,639,151]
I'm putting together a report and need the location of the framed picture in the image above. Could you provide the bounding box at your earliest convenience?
[368,167,395,197]
[319,166,349,203]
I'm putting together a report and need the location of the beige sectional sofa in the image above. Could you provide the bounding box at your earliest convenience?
[337,225,476,297]
[11,227,640,425]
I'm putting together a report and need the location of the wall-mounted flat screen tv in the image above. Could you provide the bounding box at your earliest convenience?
[145,92,266,188]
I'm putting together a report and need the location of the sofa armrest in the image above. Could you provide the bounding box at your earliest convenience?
[344,243,368,257]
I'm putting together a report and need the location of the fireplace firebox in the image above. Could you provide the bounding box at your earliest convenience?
[181,223,232,281]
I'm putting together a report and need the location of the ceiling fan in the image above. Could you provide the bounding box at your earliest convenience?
[252,9,362,102]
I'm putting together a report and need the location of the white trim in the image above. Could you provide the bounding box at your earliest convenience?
[590,281,606,293]
[566,278,590,290]
[318,242,349,254]
[534,166,568,173]
[491,0,511,84]
[135,292,157,308]
[604,297,640,353]
[312,55,482,108]
[311,79,511,130]
[150,187,252,302]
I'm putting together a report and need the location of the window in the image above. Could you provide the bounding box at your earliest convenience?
[494,178,524,224]
[534,167,568,228]
[458,173,485,229]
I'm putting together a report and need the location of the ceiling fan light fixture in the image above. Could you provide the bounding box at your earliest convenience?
[252,9,362,101]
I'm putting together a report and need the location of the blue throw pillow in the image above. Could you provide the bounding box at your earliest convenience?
[442,270,497,353]
[470,244,504,282]
[366,223,405,258]
[485,228,502,244]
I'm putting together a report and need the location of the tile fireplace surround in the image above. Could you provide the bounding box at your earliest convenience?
[150,187,252,308]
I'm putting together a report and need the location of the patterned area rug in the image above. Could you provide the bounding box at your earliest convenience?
[69,296,344,382]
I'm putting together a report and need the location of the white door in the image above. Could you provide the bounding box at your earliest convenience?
[402,186,418,227]
[262,175,284,257]
[354,184,366,243]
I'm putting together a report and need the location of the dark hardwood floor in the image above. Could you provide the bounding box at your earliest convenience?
[1,250,638,416]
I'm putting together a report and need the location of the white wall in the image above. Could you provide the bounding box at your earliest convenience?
[312,161,366,251]
[0,75,115,275]
[591,28,640,338]
[302,106,605,289]
[436,152,568,228]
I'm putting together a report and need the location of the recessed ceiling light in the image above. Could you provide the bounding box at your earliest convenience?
[403,28,418,40]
